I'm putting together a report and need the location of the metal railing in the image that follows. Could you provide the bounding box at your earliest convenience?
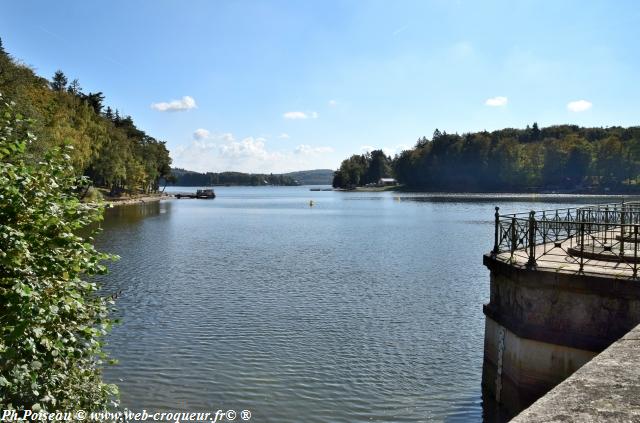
[492,201,640,278]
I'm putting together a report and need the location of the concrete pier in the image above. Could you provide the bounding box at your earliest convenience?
[482,203,640,417]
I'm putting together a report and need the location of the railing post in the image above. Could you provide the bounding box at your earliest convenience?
[634,225,638,279]
[510,217,517,261]
[493,206,500,255]
[604,206,609,244]
[579,221,585,273]
[621,204,626,257]
[542,211,548,254]
[527,211,537,267]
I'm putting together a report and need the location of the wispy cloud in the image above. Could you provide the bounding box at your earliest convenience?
[283,111,318,120]
[328,100,338,107]
[567,99,592,112]
[171,134,335,173]
[485,96,508,107]
[193,128,210,140]
[278,133,290,139]
[392,25,409,36]
[220,137,272,160]
[151,96,197,112]
[294,145,334,155]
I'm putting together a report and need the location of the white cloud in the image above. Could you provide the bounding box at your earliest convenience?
[328,100,338,107]
[220,132,235,142]
[485,96,508,107]
[170,134,337,173]
[193,128,210,140]
[283,111,307,120]
[567,99,592,112]
[151,96,197,112]
[294,145,334,155]
[278,133,290,139]
[220,137,275,161]
[283,111,318,120]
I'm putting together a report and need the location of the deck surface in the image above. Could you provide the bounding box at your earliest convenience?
[496,228,640,279]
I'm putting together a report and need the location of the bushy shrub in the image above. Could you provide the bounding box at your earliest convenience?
[0,95,118,411]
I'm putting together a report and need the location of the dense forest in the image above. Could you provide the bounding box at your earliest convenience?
[167,168,298,186]
[332,150,393,188]
[0,38,172,195]
[333,124,640,192]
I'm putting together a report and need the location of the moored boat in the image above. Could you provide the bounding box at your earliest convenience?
[196,189,216,199]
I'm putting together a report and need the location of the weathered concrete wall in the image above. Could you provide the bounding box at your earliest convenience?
[483,317,596,414]
[482,255,640,416]
[484,255,640,351]
[512,324,640,422]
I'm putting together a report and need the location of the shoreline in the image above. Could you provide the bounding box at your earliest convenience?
[336,185,640,196]
[103,193,172,207]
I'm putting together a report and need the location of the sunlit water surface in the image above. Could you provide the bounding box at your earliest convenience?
[96,187,629,422]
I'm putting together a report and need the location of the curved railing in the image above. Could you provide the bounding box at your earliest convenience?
[492,201,640,277]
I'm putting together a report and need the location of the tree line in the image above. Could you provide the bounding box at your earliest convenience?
[332,150,393,188]
[333,123,640,192]
[168,168,299,186]
[0,38,172,196]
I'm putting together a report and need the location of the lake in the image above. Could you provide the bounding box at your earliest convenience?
[96,187,626,422]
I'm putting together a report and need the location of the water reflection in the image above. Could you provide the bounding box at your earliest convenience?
[396,193,639,204]
[102,201,168,226]
[94,188,621,422]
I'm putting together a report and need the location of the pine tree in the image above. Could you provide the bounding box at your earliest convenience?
[532,122,541,141]
[50,70,68,91]
[83,92,105,114]
[67,78,82,95]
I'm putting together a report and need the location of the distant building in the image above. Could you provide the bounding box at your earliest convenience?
[378,178,397,186]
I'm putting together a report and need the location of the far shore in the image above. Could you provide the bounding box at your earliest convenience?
[335,184,640,196]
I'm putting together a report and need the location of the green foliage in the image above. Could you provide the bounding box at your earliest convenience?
[345,124,640,192]
[0,39,172,195]
[83,186,104,203]
[168,168,299,186]
[50,70,67,92]
[0,97,118,411]
[332,150,392,188]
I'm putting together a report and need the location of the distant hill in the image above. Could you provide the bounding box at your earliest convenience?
[283,169,334,185]
[166,168,335,186]
[167,168,298,186]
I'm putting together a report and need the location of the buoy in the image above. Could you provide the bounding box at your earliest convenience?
[309,200,314,207]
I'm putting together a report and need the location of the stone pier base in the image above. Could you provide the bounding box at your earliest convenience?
[511,324,640,421]
[482,317,595,415]
[482,254,640,416]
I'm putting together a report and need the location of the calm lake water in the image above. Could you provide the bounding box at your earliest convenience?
[96,187,627,422]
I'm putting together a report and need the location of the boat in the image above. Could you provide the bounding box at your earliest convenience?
[196,189,216,199]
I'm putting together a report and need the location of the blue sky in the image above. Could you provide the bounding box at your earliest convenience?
[2,0,639,172]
